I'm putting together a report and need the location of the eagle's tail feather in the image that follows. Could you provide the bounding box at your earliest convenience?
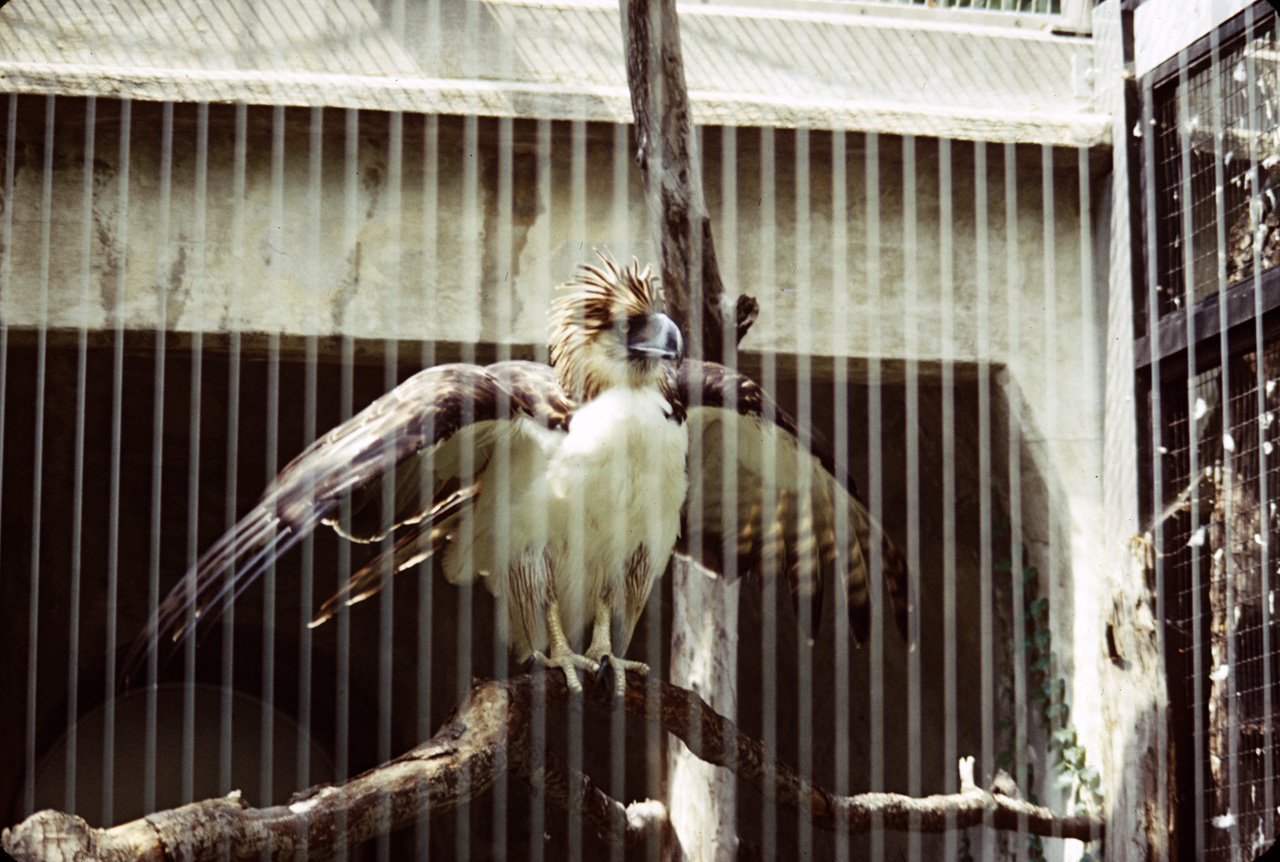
[309,481,480,629]
[309,525,441,628]
[120,507,300,688]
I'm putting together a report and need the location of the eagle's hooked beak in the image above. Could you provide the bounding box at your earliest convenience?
[627,312,683,363]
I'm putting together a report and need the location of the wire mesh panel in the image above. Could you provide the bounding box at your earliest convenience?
[1150,10,1279,317]
[1142,4,1280,860]
[1160,349,1280,859]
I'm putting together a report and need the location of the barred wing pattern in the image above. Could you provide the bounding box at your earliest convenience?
[674,360,911,645]
[122,361,574,684]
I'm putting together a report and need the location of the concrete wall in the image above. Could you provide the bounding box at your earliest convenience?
[0,93,1113,858]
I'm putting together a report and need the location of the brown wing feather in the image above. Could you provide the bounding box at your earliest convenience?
[123,361,575,686]
[674,359,910,645]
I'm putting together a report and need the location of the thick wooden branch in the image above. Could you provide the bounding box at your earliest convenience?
[3,670,1103,862]
[621,0,757,363]
[3,679,524,862]
[593,671,1104,841]
[509,737,672,848]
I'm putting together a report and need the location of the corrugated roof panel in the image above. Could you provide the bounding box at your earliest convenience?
[0,0,1107,145]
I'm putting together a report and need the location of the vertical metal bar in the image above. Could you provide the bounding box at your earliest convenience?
[458,112,479,700]
[794,124,813,862]
[902,132,922,862]
[65,94,97,815]
[613,123,631,262]
[865,129,885,862]
[1176,45,1206,859]
[376,108,404,862]
[689,124,705,370]
[1245,4,1274,840]
[716,121,741,862]
[183,101,210,807]
[1208,28,1241,853]
[569,116,587,862]
[759,123,778,862]
[260,103,286,809]
[297,105,324,798]
[335,110,360,862]
[975,139,995,862]
[534,116,553,862]
[831,126,851,862]
[0,93,12,810]
[1142,68,1169,860]
[102,96,131,827]
[0,96,11,814]
[416,110,438,862]
[1003,141,1028,859]
[455,111,481,862]
[222,100,249,798]
[1040,141,1059,849]
[720,126,738,309]
[1141,64,1165,856]
[608,120,629,862]
[496,117,515,354]
[492,115,513,862]
[144,99,175,816]
[24,92,54,818]
[939,136,959,861]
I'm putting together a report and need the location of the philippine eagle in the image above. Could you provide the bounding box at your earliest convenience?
[126,259,910,690]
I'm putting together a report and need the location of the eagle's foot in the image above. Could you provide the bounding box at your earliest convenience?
[530,650,598,693]
[592,653,649,698]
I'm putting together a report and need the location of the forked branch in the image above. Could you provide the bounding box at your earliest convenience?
[3,669,1103,862]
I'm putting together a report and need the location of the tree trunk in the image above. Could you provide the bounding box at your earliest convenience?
[666,558,740,862]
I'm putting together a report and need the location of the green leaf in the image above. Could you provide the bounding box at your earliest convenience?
[1046,702,1069,719]
[1055,771,1076,788]
[996,559,1012,573]
[1030,655,1051,674]
[1035,628,1053,649]
[1030,686,1048,701]
[1030,598,1049,618]
[1052,727,1077,746]
[996,751,1013,769]
[1023,565,1039,584]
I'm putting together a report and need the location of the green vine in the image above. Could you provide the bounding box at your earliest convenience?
[984,518,1104,862]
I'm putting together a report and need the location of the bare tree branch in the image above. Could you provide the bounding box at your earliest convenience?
[509,739,675,850]
[3,669,1103,862]
[621,0,757,364]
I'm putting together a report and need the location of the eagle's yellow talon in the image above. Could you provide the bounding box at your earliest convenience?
[531,649,598,693]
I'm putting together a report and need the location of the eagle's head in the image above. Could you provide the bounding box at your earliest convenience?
[549,257,683,402]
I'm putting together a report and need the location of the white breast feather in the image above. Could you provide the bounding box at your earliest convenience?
[445,386,688,656]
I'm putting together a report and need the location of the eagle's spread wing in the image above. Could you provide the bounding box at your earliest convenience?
[123,360,574,683]
[673,360,911,645]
